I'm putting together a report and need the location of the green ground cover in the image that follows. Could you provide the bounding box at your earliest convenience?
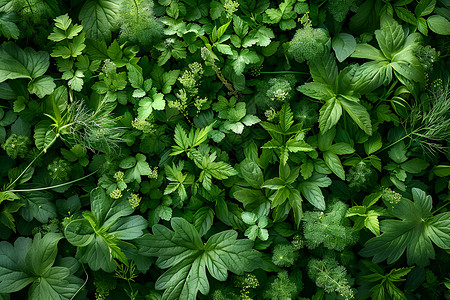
[0,0,449,299]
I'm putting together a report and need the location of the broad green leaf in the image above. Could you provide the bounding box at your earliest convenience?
[19,191,57,224]
[360,188,450,267]
[332,33,356,62]
[239,160,264,189]
[0,42,50,83]
[339,96,373,135]
[395,7,417,25]
[65,188,146,272]
[415,0,436,17]
[297,82,335,101]
[0,11,19,39]
[0,234,83,298]
[400,158,429,174]
[230,49,259,75]
[79,0,120,41]
[25,233,63,276]
[0,237,33,293]
[193,207,214,236]
[376,15,405,59]
[319,98,342,133]
[28,76,56,98]
[323,151,346,180]
[309,51,338,86]
[427,15,450,35]
[141,218,261,300]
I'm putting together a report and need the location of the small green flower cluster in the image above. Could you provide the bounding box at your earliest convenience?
[132,118,157,134]
[347,161,377,192]
[414,45,439,72]
[327,0,357,22]
[110,171,128,199]
[171,62,207,117]
[1,134,31,159]
[224,0,240,18]
[272,244,298,267]
[128,193,142,209]
[303,201,357,251]
[266,75,296,102]
[48,158,71,181]
[381,187,402,205]
[288,14,329,63]
[178,62,204,96]
[236,273,259,298]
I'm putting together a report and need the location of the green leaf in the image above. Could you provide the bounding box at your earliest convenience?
[0,42,50,83]
[0,11,19,39]
[239,160,264,189]
[20,191,57,224]
[376,15,405,59]
[365,133,383,155]
[230,49,259,75]
[388,142,408,164]
[415,0,436,17]
[141,218,261,300]
[400,158,429,174]
[193,207,214,236]
[427,15,450,35]
[0,237,34,293]
[323,151,346,180]
[25,233,63,275]
[319,98,342,133]
[65,188,146,272]
[0,234,83,298]
[339,96,373,135]
[360,188,450,267]
[137,91,165,120]
[395,7,417,25]
[309,51,338,86]
[332,33,356,62]
[28,76,56,98]
[79,0,120,41]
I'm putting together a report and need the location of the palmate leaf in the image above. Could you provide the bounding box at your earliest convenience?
[0,233,83,299]
[360,188,450,267]
[64,188,147,272]
[141,218,261,300]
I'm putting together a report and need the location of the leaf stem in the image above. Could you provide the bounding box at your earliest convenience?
[5,171,97,193]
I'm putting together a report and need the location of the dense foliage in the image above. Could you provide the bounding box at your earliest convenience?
[0,0,449,299]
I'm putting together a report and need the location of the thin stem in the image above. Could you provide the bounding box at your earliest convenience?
[70,264,89,300]
[432,201,450,215]
[260,71,309,75]
[5,171,97,193]
[4,133,59,191]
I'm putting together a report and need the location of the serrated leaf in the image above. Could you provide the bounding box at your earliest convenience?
[79,0,120,41]
[319,98,342,133]
[0,42,50,83]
